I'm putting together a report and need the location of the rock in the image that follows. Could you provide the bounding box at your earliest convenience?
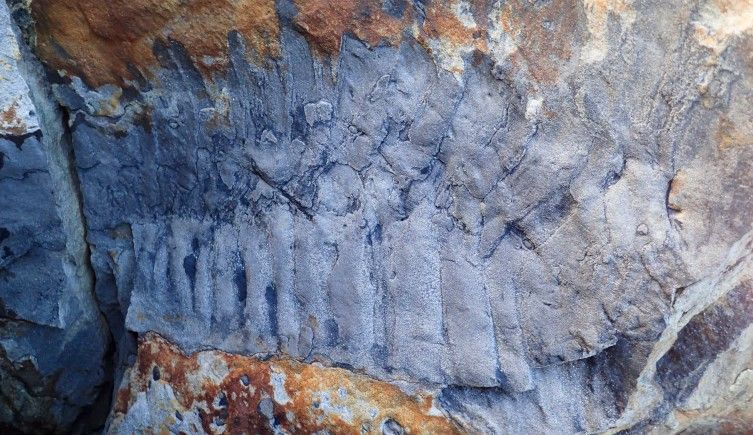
[304,100,333,126]
[1,0,752,433]
[108,332,459,434]
[0,2,110,432]
[0,5,38,138]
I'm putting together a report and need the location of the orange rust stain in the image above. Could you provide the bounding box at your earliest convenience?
[112,383,131,415]
[294,0,492,57]
[293,0,494,75]
[292,0,409,56]
[499,1,580,83]
[0,102,28,136]
[31,0,279,87]
[30,0,587,87]
[130,334,201,410]
[420,1,485,50]
[293,0,584,84]
[113,332,462,434]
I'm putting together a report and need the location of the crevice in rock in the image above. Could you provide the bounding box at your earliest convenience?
[247,153,315,220]
[58,106,120,432]
[8,13,117,431]
[608,228,753,432]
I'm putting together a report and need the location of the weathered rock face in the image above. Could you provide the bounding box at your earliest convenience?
[1,0,752,433]
[110,332,461,434]
[0,2,110,432]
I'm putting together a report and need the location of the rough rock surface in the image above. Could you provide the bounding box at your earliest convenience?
[0,1,110,432]
[110,332,460,434]
[1,0,752,433]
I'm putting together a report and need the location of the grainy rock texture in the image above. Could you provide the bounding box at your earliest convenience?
[0,0,752,433]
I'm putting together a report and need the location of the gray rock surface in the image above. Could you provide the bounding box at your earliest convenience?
[0,1,110,432]
[1,0,753,433]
